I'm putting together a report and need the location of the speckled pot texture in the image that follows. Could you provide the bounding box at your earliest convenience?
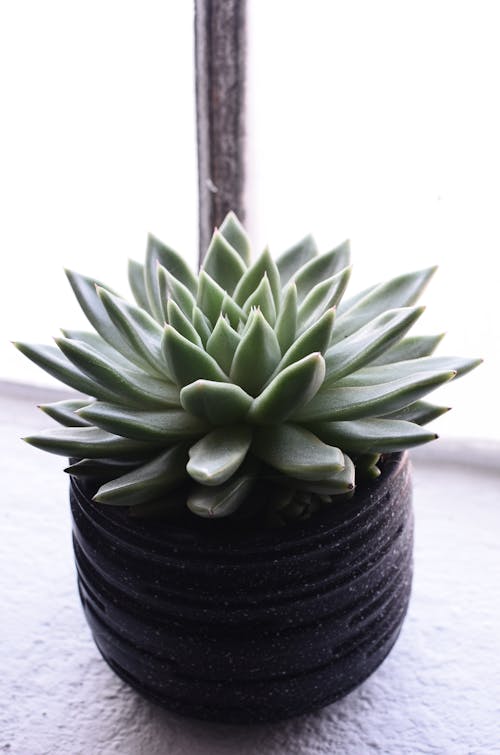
[70,452,413,724]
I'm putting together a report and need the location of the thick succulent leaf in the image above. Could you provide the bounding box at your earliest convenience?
[277,307,335,373]
[337,356,482,386]
[324,306,424,385]
[180,380,252,424]
[64,457,143,478]
[161,325,228,386]
[274,283,297,353]
[292,240,351,302]
[332,266,437,342]
[252,424,344,481]
[23,426,162,458]
[187,425,252,486]
[233,248,281,310]
[97,287,167,376]
[55,337,180,407]
[291,454,355,494]
[297,266,352,333]
[167,300,203,347]
[13,342,121,402]
[192,306,213,346]
[145,234,197,320]
[371,334,445,365]
[202,229,247,294]
[93,445,189,505]
[206,315,241,373]
[39,399,91,427]
[310,418,438,453]
[294,369,456,422]
[127,259,153,315]
[230,309,281,396]
[79,402,207,441]
[65,269,145,366]
[60,329,134,370]
[157,265,197,321]
[187,460,257,518]
[197,270,245,328]
[249,353,325,424]
[219,211,252,266]
[335,282,377,317]
[242,274,277,325]
[275,234,318,286]
[382,400,450,425]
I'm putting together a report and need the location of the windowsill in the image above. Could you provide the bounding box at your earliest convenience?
[2,384,499,753]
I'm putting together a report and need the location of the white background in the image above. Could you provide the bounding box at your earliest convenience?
[1,1,499,439]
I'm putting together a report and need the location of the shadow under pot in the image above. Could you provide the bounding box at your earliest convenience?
[70,451,413,724]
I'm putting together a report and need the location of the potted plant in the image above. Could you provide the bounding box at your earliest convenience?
[15,212,480,723]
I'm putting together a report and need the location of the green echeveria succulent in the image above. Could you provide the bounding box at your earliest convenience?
[16,213,480,521]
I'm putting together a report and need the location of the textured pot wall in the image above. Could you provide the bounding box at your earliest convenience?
[70,453,413,724]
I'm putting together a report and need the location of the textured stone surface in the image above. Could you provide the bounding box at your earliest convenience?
[1,383,499,754]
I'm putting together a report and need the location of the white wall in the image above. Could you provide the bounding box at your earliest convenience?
[1,1,498,440]
[247,0,500,440]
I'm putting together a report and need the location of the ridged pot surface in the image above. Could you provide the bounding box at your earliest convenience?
[70,452,413,724]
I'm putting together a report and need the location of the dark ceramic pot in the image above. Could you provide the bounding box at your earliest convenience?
[70,452,413,724]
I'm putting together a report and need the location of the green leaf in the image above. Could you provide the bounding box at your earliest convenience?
[274,282,297,353]
[60,329,134,370]
[249,353,325,424]
[371,334,445,365]
[187,425,252,486]
[23,426,162,458]
[97,287,167,377]
[206,315,241,373]
[167,299,203,347]
[65,269,145,367]
[180,380,252,424]
[252,424,344,481]
[202,229,247,294]
[157,264,197,321]
[275,234,318,286]
[297,266,352,333]
[79,402,207,441]
[230,309,281,396]
[197,270,245,327]
[128,259,153,315]
[294,369,456,422]
[332,266,437,342]
[39,399,91,427]
[64,457,143,479]
[187,460,257,518]
[93,445,189,506]
[311,418,438,453]
[192,306,213,346]
[336,356,482,386]
[219,211,252,266]
[55,337,180,407]
[290,454,355,494]
[242,274,277,325]
[145,233,197,320]
[381,400,450,425]
[324,307,424,385]
[233,248,281,310]
[13,342,121,402]
[161,325,228,386]
[277,307,335,373]
[292,240,351,301]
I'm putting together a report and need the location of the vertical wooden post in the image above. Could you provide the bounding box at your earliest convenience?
[195,0,247,264]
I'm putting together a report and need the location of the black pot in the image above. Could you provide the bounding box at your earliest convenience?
[70,452,413,724]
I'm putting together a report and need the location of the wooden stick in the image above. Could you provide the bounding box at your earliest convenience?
[195,0,247,264]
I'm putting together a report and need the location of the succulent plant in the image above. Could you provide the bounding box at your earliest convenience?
[15,212,480,522]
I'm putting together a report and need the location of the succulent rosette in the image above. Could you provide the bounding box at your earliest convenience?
[16,213,480,520]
